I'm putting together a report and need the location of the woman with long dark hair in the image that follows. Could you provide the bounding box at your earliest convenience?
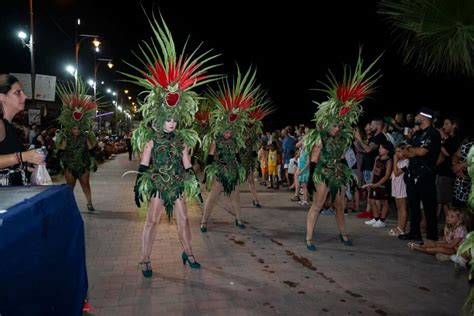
[0,74,45,186]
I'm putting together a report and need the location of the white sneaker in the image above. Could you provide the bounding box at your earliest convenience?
[371,220,386,228]
[450,254,467,268]
[365,218,377,225]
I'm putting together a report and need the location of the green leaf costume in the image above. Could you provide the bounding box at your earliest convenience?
[137,131,199,218]
[60,133,94,178]
[205,134,246,196]
[304,50,381,198]
[204,66,261,194]
[121,11,220,216]
[55,79,98,178]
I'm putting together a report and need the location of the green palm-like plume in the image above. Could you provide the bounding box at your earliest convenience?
[379,0,474,76]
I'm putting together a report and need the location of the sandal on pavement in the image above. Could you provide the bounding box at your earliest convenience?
[407,242,418,251]
[388,226,404,237]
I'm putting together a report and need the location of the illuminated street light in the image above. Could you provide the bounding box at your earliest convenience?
[87,79,95,88]
[17,26,36,106]
[92,38,101,48]
[18,31,27,40]
[66,65,76,77]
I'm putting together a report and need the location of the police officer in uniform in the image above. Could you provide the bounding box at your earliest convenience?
[398,107,441,241]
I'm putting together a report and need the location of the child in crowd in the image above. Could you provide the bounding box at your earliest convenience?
[296,145,309,206]
[257,144,269,186]
[364,141,394,228]
[287,150,298,190]
[267,142,279,189]
[290,149,301,201]
[389,145,409,236]
[408,208,468,262]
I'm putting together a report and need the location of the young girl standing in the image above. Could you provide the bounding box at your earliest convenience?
[389,145,409,236]
[364,141,394,228]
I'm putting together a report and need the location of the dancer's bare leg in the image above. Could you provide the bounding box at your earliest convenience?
[202,181,223,225]
[141,197,164,262]
[247,174,259,204]
[174,198,193,255]
[306,182,329,241]
[230,185,242,220]
[333,187,348,234]
[64,170,77,189]
[78,170,93,206]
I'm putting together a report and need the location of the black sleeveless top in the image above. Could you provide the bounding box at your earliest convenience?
[0,118,23,155]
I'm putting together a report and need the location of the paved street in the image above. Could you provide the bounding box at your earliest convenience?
[62,153,468,315]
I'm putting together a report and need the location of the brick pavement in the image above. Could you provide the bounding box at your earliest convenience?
[62,153,468,315]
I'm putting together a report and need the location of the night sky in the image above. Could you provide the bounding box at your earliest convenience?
[1,0,472,130]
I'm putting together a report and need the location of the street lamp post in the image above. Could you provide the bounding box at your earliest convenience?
[18,1,36,107]
[28,0,36,107]
[109,90,119,134]
[74,18,99,85]
[93,58,113,100]
[75,33,99,83]
[92,58,112,131]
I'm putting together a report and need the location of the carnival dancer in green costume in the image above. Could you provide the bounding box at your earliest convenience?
[241,94,274,208]
[200,66,259,232]
[56,80,98,212]
[304,51,381,251]
[122,12,220,278]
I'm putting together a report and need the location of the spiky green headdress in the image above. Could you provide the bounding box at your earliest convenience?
[56,79,98,134]
[379,0,474,76]
[205,65,260,150]
[247,90,275,137]
[121,11,221,151]
[313,49,381,132]
[194,97,212,135]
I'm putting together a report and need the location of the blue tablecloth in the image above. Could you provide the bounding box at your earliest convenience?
[0,185,88,316]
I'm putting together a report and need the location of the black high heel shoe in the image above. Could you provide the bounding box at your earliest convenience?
[339,233,353,246]
[252,200,262,208]
[182,252,201,269]
[139,261,152,278]
[87,204,95,212]
[235,218,246,229]
[200,222,208,233]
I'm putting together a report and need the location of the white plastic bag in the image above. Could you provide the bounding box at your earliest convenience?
[31,164,52,185]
